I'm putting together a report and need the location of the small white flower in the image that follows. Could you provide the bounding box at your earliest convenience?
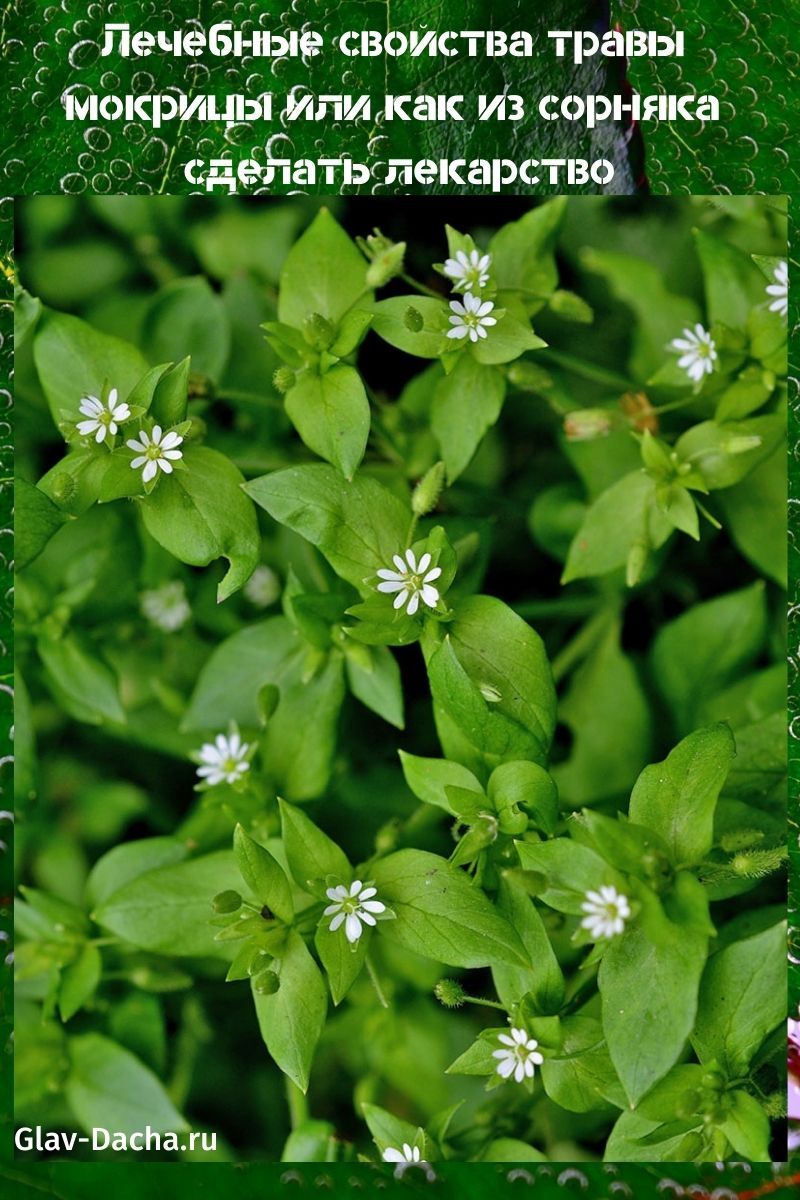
[443,248,492,292]
[196,730,251,787]
[324,880,386,944]
[580,885,631,941]
[669,324,717,383]
[244,564,281,608]
[76,387,131,444]
[376,549,442,617]
[383,1143,421,1164]
[446,292,498,343]
[765,259,788,319]
[492,1028,544,1084]
[127,424,184,484]
[140,580,191,633]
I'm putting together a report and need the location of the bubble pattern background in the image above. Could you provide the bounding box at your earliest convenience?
[0,0,640,196]
[617,0,796,193]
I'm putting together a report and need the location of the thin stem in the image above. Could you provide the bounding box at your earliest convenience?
[550,607,617,684]
[285,1077,309,1130]
[537,348,636,391]
[365,953,390,1009]
[399,271,443,300]
[461,994,506,1012]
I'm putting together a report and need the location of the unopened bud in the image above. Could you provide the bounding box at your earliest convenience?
[404,306,424,332]
[273,366,297,394]
[253,969,281,995]
[411,462,446,516]
[725,435,762,455]
[212,890,242,914]
[366,242,406,288]
[50,472,76,503]
[479,682,502,703]
[303,312,335,350]
[434,979,465,1008]
[626,540,649,588]
[563,408,615,442]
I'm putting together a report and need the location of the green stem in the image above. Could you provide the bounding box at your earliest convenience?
[538,348,636,391]
[550,607,618,684]
[365,954,390,1009]
[400,272,444,300]
[462,994,506,1012]
[285,1078,309,1130]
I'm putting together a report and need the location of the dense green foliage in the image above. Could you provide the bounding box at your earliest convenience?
[15,195,787,1162]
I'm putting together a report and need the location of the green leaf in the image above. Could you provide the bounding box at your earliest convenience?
[492,876,564,1014]
[432,355,506,482]
[16,477,67,569]
[66,1033,187,1137]
[563,470,673,583]
[488,199,565,298]
[33,309,149,428]
[315,921,369,1006]
[37,633,125,726]
[675,415,784,490]
[476,1139,548,1162]
[398,751,484,815]
[94,851,242,957]
[262,652,345,801]
[628,725,736,868]
[361,1103,424,1156]
[428,596,556,776]
[285,365,369,480]
[650,585,767,733]
[244,463,410,592]
[489,760,559,836]
[191,205,302,284]
[716,446,787,586]
[280,1120,339,1164]
[694,229,765,330]
[233,825,294,924]
[515,838,617,915]
[278,208,368,328]
[141,444,259,602]
[470,311,544,366]
[553,619,652,806]
[371,296,448,358]
[599,875,710,1104]
[150,355,190,426]
[718,1090,771,1162]
[59,943,102,1022]
[345,643,404,729]
[183,617,299,731]
[142,277,230,384]
[86,837,189,909]
[540,1015,625,1113]
[691,921,786,1075]
[251,930,327,1092]
[278,800,350,896]
[370,848,527,968]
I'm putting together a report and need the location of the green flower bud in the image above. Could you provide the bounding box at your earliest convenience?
[404,305,424,333]
[253,969,281,995]
[302,312,335,350]
[563,408,616,442]
[366,241,406,288]
[411,461,446,516]
[434,978,466,1008]
[247,950,273,976]
[626,540,649,588]
[506,361,553,393]
[212,889,242,914]
[725,434,762,455]
[50,471,76,503]
[676,1089,702,1119]
[701,1067,726,1092]
[272,366,297,395]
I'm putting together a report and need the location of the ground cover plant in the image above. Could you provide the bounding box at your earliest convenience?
[14,195,788,1163]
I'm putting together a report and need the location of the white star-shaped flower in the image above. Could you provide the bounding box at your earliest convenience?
[446,292,498,343]
[492,1028,544,1083]
[669,324,717,383]
[76,387,131,444]
[324,880,386,944]
[127,425,184,484]
[196,730,251,787]
[382,1143,421,1164]
[376,549,442,616]
[140,580,191,632]
[443,248,492,292]
[580,885,631,940]
[766,259,788,319]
